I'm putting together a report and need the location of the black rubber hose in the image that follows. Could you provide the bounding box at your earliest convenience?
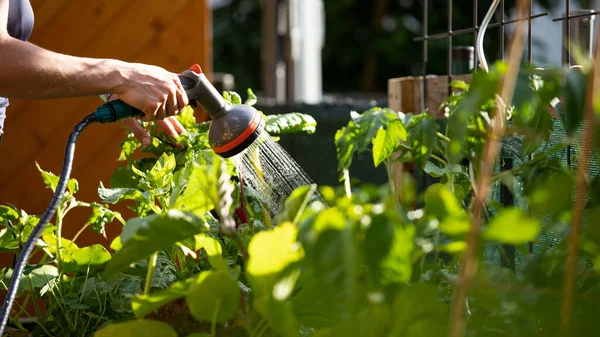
[0,114,96,335]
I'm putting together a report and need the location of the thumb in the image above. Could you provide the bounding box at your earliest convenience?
[123,118,151,147]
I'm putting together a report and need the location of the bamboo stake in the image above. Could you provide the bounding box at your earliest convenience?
[559,16,600,337]
[448,1,529,336]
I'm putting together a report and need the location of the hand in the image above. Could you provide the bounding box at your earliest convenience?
[115,63,189,121]
[107,94,186,147]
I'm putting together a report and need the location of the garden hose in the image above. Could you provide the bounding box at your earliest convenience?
[0,113,95,335]
[0,64,265,334]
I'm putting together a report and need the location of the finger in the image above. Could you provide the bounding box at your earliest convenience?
[123,118,151,147]
[156,100,167,120]
[143,101,160,122]
[174,77,189,109]
[165,88,179,117]
[157,119,178,138]
[167,116,186,134]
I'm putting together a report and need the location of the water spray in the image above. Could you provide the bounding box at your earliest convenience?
[0,64,265,334]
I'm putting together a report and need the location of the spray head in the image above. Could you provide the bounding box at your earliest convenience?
[181,65,264,158]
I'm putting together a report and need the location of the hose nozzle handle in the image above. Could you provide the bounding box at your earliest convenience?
[92,64,224,123]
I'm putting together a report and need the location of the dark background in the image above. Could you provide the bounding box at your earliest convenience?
[212,0,571,96]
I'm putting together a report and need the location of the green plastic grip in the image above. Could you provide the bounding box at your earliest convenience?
[92,100,143,123]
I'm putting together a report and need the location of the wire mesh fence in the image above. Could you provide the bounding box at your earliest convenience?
[412,0,600,270]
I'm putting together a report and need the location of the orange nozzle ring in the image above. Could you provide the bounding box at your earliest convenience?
[212,113,262,154]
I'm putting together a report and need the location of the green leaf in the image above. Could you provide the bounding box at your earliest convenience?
[146,153,177,189]
[132,278,193,319]
[247,222,304,277]
[585,207,600,244]
[423,162,463,178]
[446,65,502,163]
[1,265,58,296]
[563,68,588,135]
[186,270,240,323]
[483,207,541,244]
[93,320,178,337]
[245,88,258,106]
[87,203,120,237]
[522,107,554,156]
[223,90,242,105]
[104,210,207,276]
[310,226,357,320]
[172,154,223,216]
[63,244,112,272]
[389,283,448,336]
[0,205,19,221]
[364,215,414,285]
[265,113,317,135]
[195,234,227,271]
[372,119,407,167]
[176,105,197,129]
[68,178,79,195]
[118,135,141,162]
[98,182,151,205]
[274,184,317,226]
[524,170,574,218]
[424,184,470,235]
[406,113,439,167]
[36,162,59,192]
[335,107,400,171]
[110,166,140,189]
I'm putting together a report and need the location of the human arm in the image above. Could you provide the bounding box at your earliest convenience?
[0,0,188,142]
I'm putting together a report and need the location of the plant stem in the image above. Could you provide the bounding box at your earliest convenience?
[560,23,600,336]
[448,1,527,336]
[431,154,448,166]
[70,223,91,246]
[27,277,43,319]
[491,165,525,182]
[343,169,352,198]
[144,251,159,295]
[436,132,451,143]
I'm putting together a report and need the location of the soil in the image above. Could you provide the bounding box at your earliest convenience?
[146,298,247,336]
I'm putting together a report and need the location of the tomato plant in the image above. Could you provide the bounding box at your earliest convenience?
[1,60,600,337]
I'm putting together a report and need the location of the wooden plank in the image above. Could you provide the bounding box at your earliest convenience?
[28,0,70,32]
[0,0,193,186]
[387,74,472,117]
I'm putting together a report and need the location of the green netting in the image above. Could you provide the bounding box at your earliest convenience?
[485,118,600,270]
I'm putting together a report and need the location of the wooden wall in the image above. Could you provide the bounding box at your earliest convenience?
[0,0,212,262]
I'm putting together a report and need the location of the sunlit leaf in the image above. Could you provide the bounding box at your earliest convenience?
[247,222,304,277]
[195,234,227,271]
[335,107,400,171]
[424,184,470,235]
[63,244,112,272]
[93,320,178,337]
[87,203,120,237]
[104,210,208,276]
[483,208,540,244]
[186,270,240,323]
[372,119,407,167]
[0,205,19,222]
[274,184,318,225]
[245,88,258,106]
[265,113,317,135]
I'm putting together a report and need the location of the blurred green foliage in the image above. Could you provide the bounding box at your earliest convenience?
[212,0,569,94]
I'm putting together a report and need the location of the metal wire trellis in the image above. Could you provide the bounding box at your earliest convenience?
[411,0,600,269]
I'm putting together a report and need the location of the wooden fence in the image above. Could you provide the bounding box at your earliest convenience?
[0,0,212,257]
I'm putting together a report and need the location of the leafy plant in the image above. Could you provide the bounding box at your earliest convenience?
[2,59,600,337]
